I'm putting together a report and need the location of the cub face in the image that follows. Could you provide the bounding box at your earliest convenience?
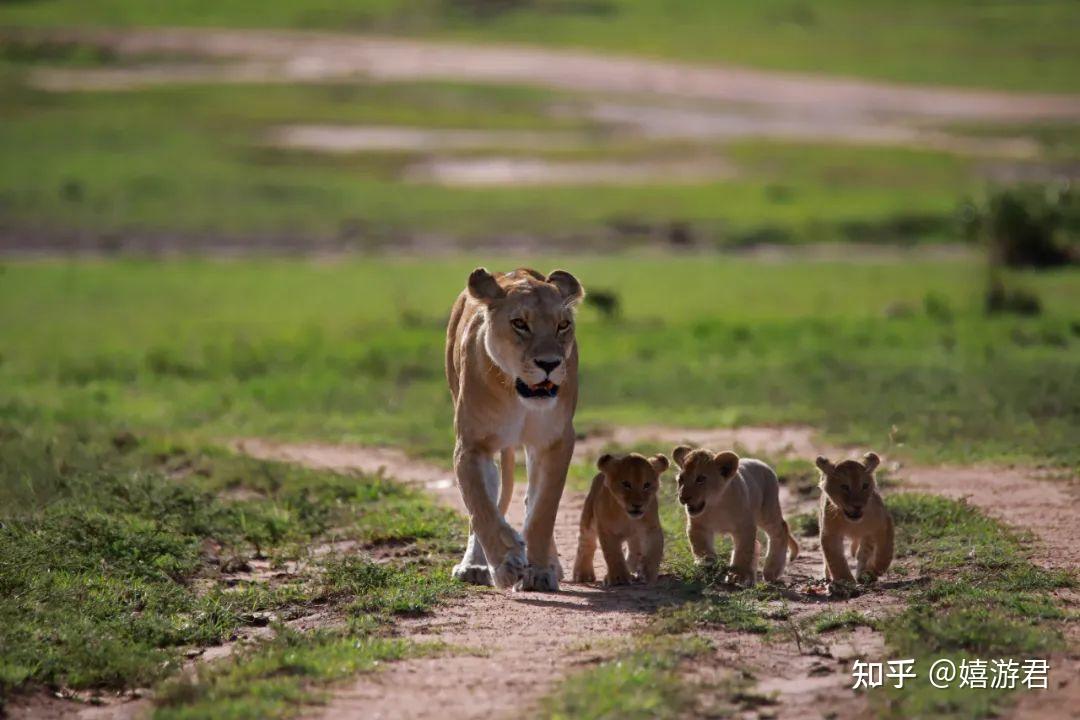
[816,452,880,522]
[672,446,740,518]
[597,452,668,519]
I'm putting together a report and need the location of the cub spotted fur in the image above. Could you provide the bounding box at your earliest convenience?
[572,452,668,586]
[673,446,799,587]
[816,452,894,583]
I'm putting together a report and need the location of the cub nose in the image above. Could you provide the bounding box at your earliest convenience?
[534,358,561,374]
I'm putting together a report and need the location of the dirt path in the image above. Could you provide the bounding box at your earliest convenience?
[18,27,1080,123]
[238,426,1078,720]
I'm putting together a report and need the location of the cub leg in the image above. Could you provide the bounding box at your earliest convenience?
[639,525,664,584]
[867,516,895,578]
[729,523,758,587]
[572,521,598,583]
[626,532,645,579]
[762,522,791,582]
[855,538,874,579]
[687,521,717,564]
[598,530,632,586]
[821,531,855,583]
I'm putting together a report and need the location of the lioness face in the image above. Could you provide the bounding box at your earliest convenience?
[598,452,668,519]
[467,268,583,404]
[673,446,740,518]
[816,453,880,522]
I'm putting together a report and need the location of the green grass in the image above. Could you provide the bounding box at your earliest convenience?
[1,1,1078,92]
[2,257,1077,467]
[0,62,983,246]
[0,425,464,711]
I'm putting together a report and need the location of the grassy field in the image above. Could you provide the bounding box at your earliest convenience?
[1,1,1078,92]
[0,56,981,247]
[2,257,1077,467]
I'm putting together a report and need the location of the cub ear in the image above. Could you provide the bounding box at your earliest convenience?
[713,451,740,480]
[467,267,506,303]
[597,453,617,475]
[862,452,881,473]
[672,445,692,469]
[648,453,669,476]
[547,270,584,307]
[815,456,835,474]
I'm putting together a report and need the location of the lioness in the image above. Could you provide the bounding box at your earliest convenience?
[446,267,584,591]
[816,452,893,583]
[572,452,668,586]
[673,446,799,586]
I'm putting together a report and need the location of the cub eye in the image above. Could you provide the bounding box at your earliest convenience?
[862,482,870,490]
[622,481,632,489]
[841,484,850,493]
[696,475,706,485]
[643,482,651,490]
[511,318,529,332]
[557,320,571,332]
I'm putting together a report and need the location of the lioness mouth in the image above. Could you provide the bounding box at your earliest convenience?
[685,501,706,517]
[515,378,559,399]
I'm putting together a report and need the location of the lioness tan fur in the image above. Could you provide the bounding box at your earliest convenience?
[816,452,894,583]
[672,446,799,586]
[572,452,668,586]
[445,267,584,591]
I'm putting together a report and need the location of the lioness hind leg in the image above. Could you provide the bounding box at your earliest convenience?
[453,529,492,586]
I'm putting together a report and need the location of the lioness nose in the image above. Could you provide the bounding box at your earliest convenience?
[534,358,561,374]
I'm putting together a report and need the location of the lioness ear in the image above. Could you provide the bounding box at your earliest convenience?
[713,451,740,480]
[597,453,617,475]
[672,445,692,469]
[862,452,881,473]
[648,453,669,476]
[815,456,835,474]
[547,270,584,307]
[467,267,506,303]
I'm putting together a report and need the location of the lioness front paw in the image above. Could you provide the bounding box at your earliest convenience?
[452,563,493,586]
[492,551,527,589]
[725,569,755,588]
[517,563,560,592]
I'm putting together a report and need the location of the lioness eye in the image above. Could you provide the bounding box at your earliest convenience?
[557,320,571,332]
[696,475,706,484]
[511,318,529,332]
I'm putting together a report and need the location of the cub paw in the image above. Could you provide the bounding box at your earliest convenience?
[570,569,596,587]
[516,564,560,592]
[603,571,632,587]
[452,563,493,586]
[492,551,527,589]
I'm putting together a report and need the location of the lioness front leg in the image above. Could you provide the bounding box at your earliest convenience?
[519,435,573,591]
[454,445,525,589]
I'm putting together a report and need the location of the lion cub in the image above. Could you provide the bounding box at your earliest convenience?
[673,447,799,587]
[816,452,894,583]
[572,452,668,586]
